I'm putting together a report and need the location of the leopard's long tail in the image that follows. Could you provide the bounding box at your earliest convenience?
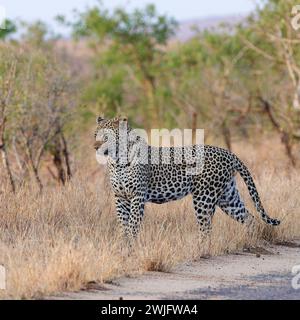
[234,155,280,226]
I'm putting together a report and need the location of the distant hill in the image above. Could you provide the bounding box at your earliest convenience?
[175,14,247,41]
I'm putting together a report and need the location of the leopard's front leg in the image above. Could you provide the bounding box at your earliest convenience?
[115,196,131,238]
[127,193,145,239]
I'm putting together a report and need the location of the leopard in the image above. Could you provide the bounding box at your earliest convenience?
[94,116,280,239]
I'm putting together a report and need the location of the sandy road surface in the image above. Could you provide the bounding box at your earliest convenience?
[52,241,300,300]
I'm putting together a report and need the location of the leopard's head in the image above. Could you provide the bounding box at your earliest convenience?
[94,116,147,164]
[94,116,131,162]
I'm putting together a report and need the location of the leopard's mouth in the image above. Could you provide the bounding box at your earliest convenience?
[95,144,109,156]
[95,148,109,156]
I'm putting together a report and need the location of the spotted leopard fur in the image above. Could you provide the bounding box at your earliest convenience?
[94,116,280,238]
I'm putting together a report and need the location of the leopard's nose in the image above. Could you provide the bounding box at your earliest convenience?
[94,141,102,150]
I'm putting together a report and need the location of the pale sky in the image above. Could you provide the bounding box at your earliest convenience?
[1,0,258,33]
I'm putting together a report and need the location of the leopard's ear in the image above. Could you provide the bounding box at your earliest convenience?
[97,116,105,124]
[115,115,127,122]
[120,116,128,122]
[112,116,128,125]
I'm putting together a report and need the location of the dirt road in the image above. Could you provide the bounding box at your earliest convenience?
[53,241,300,300]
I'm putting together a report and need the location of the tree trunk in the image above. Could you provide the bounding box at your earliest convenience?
[0,145,16,193]
[192,111,197,145]
[52,135,66,185]
[60,132,72,181]
[32,164,44,192]
[23,141,44,192]
[143,77,158,126]
[258,97,296,167]
[0,117,16,193]
[221,120,232,151]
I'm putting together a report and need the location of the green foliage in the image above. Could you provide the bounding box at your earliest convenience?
[73,4,177,45]
[20,20,56,48]
[0,19,17,40]
[1,0,300,189]
[70,3,177,125]
[55,0,295,142]
[0,41,76,147]
[82,69,125,114]
[4,0,300,151]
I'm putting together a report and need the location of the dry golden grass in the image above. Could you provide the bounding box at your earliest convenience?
[0,136,299,299]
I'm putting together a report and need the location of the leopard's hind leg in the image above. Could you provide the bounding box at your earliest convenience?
[217,178,254,225]
[192,190,217,236]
